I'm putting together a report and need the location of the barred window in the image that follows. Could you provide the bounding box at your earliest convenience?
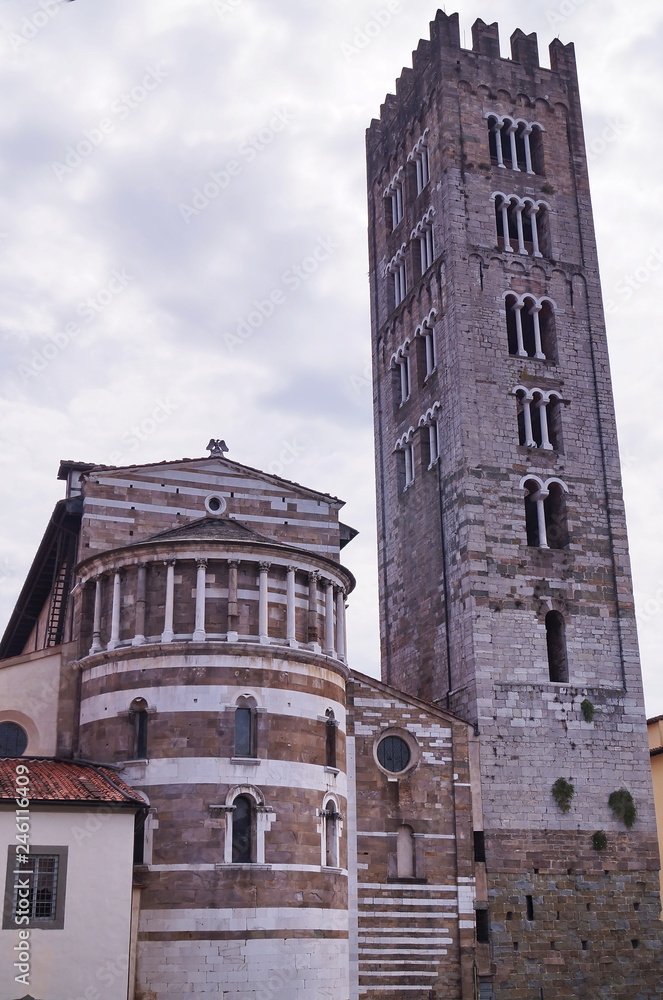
[3,846,68,930]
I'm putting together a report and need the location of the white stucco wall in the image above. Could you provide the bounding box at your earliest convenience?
[0,806,135,1000]
[0,648,63,755]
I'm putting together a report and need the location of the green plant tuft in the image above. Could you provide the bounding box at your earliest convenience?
[609,789,637,828]
[551,777,575,813]
[541,182,555,195]
[592,830,608,851]
[581,698,595,723]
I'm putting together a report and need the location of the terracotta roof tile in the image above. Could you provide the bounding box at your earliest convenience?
[0,758,145,805]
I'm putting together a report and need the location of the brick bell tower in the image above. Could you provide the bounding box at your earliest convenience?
[366,11,663,999]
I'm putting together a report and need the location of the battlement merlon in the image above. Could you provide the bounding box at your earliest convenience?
[366,11,578,144]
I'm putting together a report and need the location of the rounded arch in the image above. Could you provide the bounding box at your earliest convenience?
[225,784,264,809]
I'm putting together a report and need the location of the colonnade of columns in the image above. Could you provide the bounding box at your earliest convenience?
[496,197,543,257]
[491,120,536,174]
[510,300,545,360]
[88,558,348,662]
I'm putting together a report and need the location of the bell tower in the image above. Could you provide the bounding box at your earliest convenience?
[366,11,663,997]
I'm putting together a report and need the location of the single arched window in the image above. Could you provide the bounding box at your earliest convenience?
[232,795,253,863]
[130,698,149,760]
[323,799,340,868]
[325,709,337,769]
[546,611,569,683]
[234,696,257,758]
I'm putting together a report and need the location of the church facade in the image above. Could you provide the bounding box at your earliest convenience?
[1,10,662,1000]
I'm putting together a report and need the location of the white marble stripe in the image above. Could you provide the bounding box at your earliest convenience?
[360,973,437,978]
[140,907,348,933]
[360,898,456,907]
[84,655,345,687]
[358,937,451,945]
[147,863,348,876]
[358,883,457,891]
[81,684,346,729]
[359,912,452,919]
[122,756,348,796]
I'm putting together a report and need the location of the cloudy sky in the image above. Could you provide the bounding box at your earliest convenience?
[0,0,662,711]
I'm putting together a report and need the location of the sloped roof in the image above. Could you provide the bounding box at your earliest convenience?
[350,669,472,728]
[146,515,269,545]
[58,453,344,505]
[0,758,145,806]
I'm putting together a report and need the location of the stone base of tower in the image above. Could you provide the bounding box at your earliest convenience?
[484,829,663,999]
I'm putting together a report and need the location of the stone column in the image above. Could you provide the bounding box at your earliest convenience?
[90,577,103,655]
[193,559,207,642]
[107,571,121,651]
[515,205,527,255]
[286,566,297,647]
[523,126,534,174]
[522,397,536,448]
[529,206,542,257]
[324,581,335,656]
[531,305,545,359]
[507,123,519,170]
[258,562,270,644]
[499,199,512,252]
[161,561,176,643]
[493,121,505,168]
[336,589,346,664]
[133,563,147,645]
[513,303,527,357]
[308,571,320,651]
[538,399,553,450]
[227,560,239,643]
[533,491,550,549]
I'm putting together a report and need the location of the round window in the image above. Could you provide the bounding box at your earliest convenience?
[377,734,411,773]
[205,494,227,515]
[0,721,28,756]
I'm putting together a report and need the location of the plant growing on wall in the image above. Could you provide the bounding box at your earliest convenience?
[608,789,637,828]
[580,698,595,723]
[592,830,608,851]
[551,777,575,813]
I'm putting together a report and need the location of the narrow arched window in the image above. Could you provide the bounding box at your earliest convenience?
[397,825,416,878]
[232,795,253,863]
[130,698,149,760]
[523,480,542,547]
[325,709,337,769]
[546,611,568,683]
[323,798,340,868]
[234,696,256,758]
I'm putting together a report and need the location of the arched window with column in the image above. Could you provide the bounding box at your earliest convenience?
[521,476,569,549]
[418,403,441,467]
[513,387,563,451]
[234,695,257,758]
[223,785,274,865]
[395,429,416,491]
[486,114,545,174]
[546,611,569,682]
[493,194,551,257]
[415,309,437,381]
[504,294,556,361]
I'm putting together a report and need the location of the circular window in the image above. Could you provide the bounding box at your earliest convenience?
[0,722,28,756]
[377,734,411,773]
[205,494,227,515]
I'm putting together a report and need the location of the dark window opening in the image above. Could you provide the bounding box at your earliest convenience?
[544,484,569,549]
[526,895,535,920]
[506,911,513,921]
[476,909,490,943]
[325,710,337,769]
[0,722,28,756]
[487,117,499,164]
[473,831,486,863]
[632,939,640,949]
[130,698,149,760]
[546,611,569,683]
[377,735,411,773]
[234,697,257,758]
[324,801,340,868]
[133,811,146,864]
[582,940,589,951]
[232,795,253,863]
